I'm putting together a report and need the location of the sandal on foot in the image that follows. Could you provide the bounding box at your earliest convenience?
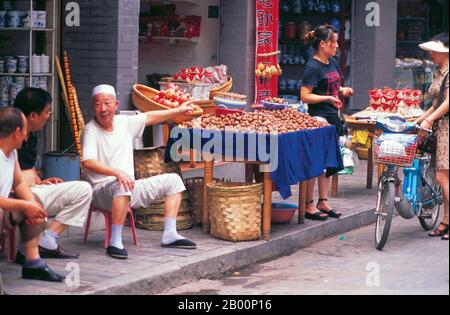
[305,211,329,221]
[429,222,449,237]
[442,234,449,241]
[317,199,342,219]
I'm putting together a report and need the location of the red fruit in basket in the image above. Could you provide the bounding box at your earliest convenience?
[164,100,173,108]
[159,91,166,98]
[153,95,160,102]
[179,95,189,103]
[165,89,176,98]
[172,101,180,108]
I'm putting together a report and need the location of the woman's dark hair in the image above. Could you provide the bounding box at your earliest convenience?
[0,107,24,139]
[431,32,449,48]
[304,24,338,51]
[14,87,52,117]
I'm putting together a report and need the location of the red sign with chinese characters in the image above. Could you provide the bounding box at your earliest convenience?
[255,0,280,103]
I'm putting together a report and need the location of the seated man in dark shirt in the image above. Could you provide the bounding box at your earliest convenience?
[14,88,93,261]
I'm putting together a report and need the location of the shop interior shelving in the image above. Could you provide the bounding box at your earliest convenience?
[277,0,351,97]
[0,0,58,150]
[139,0,201,45]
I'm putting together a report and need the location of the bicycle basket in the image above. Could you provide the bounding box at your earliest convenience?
[374,134,419,167]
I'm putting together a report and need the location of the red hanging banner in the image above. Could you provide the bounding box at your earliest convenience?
[255,0,280,103]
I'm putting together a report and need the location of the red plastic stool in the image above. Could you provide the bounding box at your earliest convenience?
[83,206,138,249]
[0,226,17,263]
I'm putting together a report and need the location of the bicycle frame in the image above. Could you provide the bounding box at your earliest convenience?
[401,156,440,216]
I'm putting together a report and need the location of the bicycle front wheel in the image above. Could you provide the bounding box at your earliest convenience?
[375,181,395,251]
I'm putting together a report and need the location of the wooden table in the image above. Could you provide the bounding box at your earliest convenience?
[201,161,307,241]
[345,118,378,189]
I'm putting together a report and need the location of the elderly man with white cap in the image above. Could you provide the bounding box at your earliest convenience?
[82,84,197,259]
[415,33,449,241]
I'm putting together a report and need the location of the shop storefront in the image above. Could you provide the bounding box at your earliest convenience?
[0,0,59,156]
[2,0,448,158]
[395,0,449,106]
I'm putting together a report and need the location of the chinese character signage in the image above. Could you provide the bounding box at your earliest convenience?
[255,0,279,103]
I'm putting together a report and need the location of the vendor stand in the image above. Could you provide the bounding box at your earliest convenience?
[132,60,343,242]
[165,124,344,241]
[346,87,425,189]
[345,117,378,189]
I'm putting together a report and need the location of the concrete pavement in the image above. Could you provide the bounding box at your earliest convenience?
[161,217,449,295]
[0,161,382,295]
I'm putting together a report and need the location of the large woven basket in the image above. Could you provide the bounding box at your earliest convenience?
[184,177,225,226]
[209,77,233,99]
[134,193,194,231]
[207,182,263,242]
[132,84,203,124]
[134,147,181,180]
[133,146,193,230]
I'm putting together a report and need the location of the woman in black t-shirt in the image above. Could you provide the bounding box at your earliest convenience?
[300,25,354,221]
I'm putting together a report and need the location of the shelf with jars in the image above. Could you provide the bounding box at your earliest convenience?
[277,0,352,99]
[0,0,58,151]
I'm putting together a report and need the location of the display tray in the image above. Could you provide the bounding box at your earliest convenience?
[352,107,424,120]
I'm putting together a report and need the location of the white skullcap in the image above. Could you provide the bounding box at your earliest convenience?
[92,84,116,98]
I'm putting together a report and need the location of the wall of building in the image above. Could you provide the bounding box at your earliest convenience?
[350,0,398,111]
[138,0,220,84]
[62,0,139,119]
[219,0,256,103]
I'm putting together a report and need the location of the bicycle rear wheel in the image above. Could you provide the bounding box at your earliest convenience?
[419,185,442,231]
[419,162,442,231]
[375,181,395,251]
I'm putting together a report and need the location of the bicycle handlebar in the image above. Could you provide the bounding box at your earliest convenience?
[414,124,432,134]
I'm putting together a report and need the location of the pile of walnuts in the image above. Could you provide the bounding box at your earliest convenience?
[179,109,329,134]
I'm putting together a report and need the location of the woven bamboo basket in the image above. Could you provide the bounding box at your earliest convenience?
[134,193,194,231]
[209,77,233,99]
[207,182,263,242]
[132,84,203,124]
[355,147,369,161]
[134,147,181,180]
[184,177,225,226]
[194,100,216,116]
[132,146,193,230]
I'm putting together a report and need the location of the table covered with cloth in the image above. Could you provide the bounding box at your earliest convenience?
[164,125,344,199]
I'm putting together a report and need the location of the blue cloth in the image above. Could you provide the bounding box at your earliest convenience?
[165,126,344,199]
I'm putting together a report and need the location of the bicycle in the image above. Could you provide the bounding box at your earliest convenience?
[373,116,443,251]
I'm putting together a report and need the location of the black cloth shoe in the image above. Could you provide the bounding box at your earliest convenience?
[106,246,128,260]
[15,251,25,266]
[161,239,197,249]
[39,246,80,259]
[22,264,65,282]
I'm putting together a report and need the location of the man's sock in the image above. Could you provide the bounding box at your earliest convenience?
[162,217,185,245]
[110,225,124,249]
[39,230,59,250]
[23,258,46,269]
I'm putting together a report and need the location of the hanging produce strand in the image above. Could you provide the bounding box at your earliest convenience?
[63,51,82,160]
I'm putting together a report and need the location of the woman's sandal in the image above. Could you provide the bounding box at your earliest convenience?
[305,200,329,221]
[429,222,449,237]
[317,198,342,219]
